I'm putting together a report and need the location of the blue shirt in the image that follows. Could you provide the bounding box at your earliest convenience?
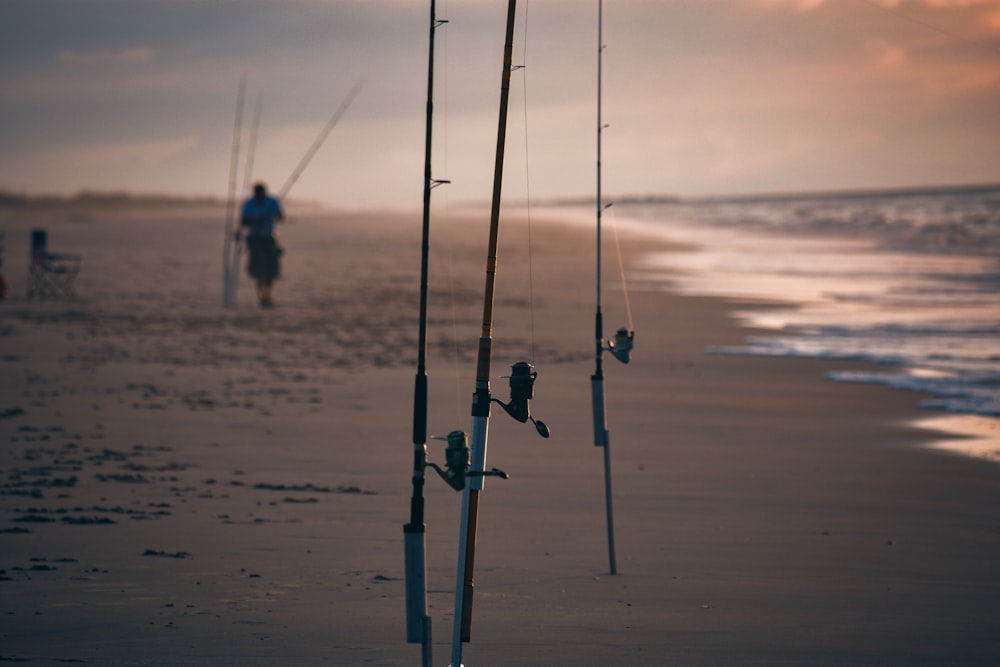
[241,196,284,238]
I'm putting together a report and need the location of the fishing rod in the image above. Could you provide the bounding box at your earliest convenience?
[222,74,246,308]
[591,0,635,576]
[277,78,365,201]
[450,0,549,664]
[243,96,263,195]
[225,94,262,308]
[404,2,449,666]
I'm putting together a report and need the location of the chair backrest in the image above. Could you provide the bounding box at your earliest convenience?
[31,229,48,267]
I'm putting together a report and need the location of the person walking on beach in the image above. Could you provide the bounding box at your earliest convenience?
[240,182,285,307]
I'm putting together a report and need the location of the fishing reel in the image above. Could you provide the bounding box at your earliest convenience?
[493,361,550,438]
[605,327,635,364]
[427,430,508,492]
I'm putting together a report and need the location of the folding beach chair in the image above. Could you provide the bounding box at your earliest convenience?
[27,229,82,300]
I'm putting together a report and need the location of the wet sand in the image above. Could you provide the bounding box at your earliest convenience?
[1,201,999,665]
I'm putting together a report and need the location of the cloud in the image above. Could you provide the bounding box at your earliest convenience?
[1,1,998,207]
[55,47,153,65]
[752,0,826,10]
[925,0,998,8]
[865,38,909,70]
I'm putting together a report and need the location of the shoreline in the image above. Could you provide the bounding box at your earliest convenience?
[2,203,1000,664]
[527,201,1000,467]
[530,202,1000,467]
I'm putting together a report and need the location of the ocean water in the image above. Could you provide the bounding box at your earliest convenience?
[563,185,1000,461]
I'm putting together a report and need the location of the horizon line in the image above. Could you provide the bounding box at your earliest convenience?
[2,180,998,209]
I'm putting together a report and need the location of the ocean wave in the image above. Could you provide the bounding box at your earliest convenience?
[620,187,1000,420]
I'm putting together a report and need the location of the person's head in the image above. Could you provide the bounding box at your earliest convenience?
[253,182,267,202]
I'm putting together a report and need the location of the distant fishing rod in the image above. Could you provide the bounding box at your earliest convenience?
[224,94,262,308]
[449,1,550,664]
[591,0,635,576]
[277,78,365,201]
[404,3,448,667]
[242,96,263,195]
[222,74,247,308]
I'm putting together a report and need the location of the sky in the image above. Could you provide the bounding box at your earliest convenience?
[1,0,999,210]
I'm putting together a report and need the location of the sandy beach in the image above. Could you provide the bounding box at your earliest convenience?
[2,200,1000,666]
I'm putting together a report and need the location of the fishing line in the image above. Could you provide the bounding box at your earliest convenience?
[607,204,635,332]
[438,0,465,425]
[518,0,538,362]
[444,209,464,427]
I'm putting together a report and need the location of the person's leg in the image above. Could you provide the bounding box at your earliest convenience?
[257,280,273,307]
